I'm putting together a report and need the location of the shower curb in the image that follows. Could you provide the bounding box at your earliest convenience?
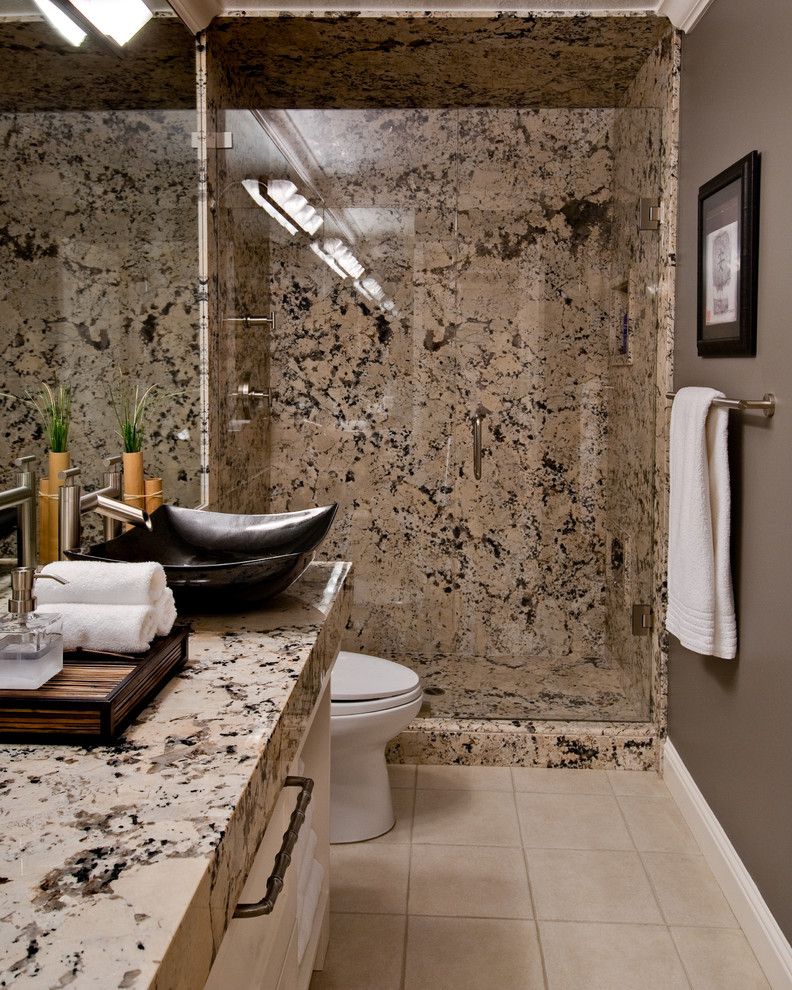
[387,717,659,770]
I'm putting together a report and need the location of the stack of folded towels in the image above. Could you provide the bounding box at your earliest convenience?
[36,561,177,654]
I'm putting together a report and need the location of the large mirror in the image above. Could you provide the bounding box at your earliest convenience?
[0,8,201,557]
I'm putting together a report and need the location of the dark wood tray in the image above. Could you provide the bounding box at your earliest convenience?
[0,626,189,743]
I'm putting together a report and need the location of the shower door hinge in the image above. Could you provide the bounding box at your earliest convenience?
[639,198,662,231]
[631,604,653,636]
[191,131,233,149]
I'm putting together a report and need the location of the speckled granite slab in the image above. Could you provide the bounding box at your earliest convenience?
[0,561,351,990]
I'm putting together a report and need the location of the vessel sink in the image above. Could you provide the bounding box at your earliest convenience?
[66,503,338,609]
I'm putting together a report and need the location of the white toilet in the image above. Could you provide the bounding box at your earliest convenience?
[330,651,423,843]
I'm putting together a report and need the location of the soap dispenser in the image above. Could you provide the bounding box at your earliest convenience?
[0,567,67,689]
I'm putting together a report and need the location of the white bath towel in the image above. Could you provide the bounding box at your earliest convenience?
[37,602,159,654]
[297,858,324,963]
[666,386,737,659]
[154,588,177,638]
[37,561,167,606]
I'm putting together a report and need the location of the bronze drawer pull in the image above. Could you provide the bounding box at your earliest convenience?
[233,775,314,919]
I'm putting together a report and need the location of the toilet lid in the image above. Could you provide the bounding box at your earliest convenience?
[332,651,420,701]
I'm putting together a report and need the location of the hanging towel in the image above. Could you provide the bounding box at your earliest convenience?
[37,561,167,606]
[37,602,160,654]
[666,386,737,659]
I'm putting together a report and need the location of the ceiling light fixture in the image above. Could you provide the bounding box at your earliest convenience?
[242,179,298,236]
[70,0,152,46]
[33,0,87,46]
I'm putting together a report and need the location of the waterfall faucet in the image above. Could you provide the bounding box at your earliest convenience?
[58,462,151,558]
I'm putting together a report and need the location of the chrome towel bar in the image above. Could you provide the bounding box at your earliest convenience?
[665,391,775,418]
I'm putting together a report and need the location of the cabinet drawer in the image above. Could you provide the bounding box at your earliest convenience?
[205,781,302,990]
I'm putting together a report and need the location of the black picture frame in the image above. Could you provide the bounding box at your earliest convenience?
[697,150,760,357]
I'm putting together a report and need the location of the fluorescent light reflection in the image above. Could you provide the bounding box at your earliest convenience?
[310,242,347,279]
[323,238,365,279]
[268,179,323,235]
[242,179,298,236]
[71,0,152,46]
[33,0,86,46]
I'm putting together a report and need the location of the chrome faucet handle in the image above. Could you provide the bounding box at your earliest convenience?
[14,455,36,468]
[58,466,81,484]
[104,455,123,470]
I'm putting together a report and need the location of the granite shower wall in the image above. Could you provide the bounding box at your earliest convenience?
[204,58,272,513]
[263,107,660,720]
[0,108,201,513]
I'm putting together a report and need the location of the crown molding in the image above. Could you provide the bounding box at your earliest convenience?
[166,0,222,33]
[656,0,717,31]
[166,0,718,33]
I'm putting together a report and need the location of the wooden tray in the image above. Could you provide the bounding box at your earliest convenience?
[0,626,189,743]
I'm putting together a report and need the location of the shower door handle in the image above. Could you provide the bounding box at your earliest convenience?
[472,415,483,480]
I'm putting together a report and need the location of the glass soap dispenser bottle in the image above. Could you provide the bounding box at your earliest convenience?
[0,567,67,689]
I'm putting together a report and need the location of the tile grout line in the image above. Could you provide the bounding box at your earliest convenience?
[511,765,551,990]
[609,777,695,990]
[399,768,418,990]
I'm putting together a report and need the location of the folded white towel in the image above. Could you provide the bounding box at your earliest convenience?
[297,859,324,963]
[37,602,159,654]
[37,561,167,606]
[667,386,737,659]
[154,588,177,638]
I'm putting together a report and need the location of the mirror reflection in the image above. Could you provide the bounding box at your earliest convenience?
[0,11,201,561]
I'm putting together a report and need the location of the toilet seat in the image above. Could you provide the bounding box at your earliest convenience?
[332,650,420,700]
[331,682,423,716]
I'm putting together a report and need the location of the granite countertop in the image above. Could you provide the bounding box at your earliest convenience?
[0,561,352,990]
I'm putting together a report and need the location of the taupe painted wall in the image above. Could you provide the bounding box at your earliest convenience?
[670,0,792,939]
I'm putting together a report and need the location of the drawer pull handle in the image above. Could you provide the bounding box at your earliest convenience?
[233,775,314,919]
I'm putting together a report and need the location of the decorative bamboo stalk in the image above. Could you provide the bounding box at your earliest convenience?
[48,451,70,562]
[38,477,51,565]
[145,477,163,515]
[122,451,145,531]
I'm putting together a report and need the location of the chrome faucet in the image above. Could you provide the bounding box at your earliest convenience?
[58,461,152,558]
[0,456,38,568]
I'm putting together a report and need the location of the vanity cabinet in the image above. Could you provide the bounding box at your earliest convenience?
[205,676,331,990]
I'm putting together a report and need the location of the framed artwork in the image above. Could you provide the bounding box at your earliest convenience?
[697,150,760,357]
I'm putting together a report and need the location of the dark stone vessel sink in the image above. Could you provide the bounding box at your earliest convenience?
[67,503,338,610]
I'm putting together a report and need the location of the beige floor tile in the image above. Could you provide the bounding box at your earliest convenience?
[512,767,612,795]
[372,788,415,845]
[329,843,410,914]
[409,843,532,919]
[643,852,737,927]
[516,792,633,850]
[310,913,406,990]
[618,794,700,853]
[417,764,513,791]
[540,921,688,990]
[528,848,662,923]
[672,927,770,989]
[412,789,521,846]
[388,764,417,789]
[405,916,544,990]
[607,770,668,797]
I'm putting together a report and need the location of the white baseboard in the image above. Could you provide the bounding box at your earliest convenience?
[664,740,792,990]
